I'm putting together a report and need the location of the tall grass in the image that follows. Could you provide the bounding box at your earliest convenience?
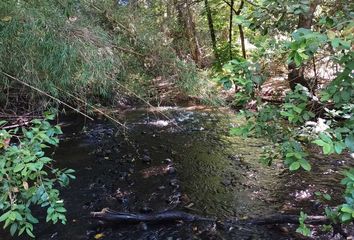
[0,0,209,111]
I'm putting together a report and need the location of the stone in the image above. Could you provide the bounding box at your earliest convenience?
[142,155,152,163]
[138,222,148,231]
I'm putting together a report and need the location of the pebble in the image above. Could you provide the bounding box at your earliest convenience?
[138,222,148,231]
[142,155,152,163]
[139,206,153,213]
[168,167,176,174]
[169,179,178,187]
[119,172,128,180]
[222,179,231,186]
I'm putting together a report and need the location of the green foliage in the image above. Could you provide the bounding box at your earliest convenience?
[287,29,327,66]
[218,59,265,106]
[0,113,75,237]
[282,140,311,171]
[339,169,354,223]
[280,85,315,124]
[260,145,279,166]
[314,191,332,202]
[229,105,281,140]
[296,211,311,236]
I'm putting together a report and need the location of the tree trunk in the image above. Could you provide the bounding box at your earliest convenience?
[237,0,246,59]
[238,25,246,59]
[186,2,202,66]
[204,0,220,65]
[223,0,246,59]
[174,0,202,66]
[228,0,234,60]
[288,0,318,91]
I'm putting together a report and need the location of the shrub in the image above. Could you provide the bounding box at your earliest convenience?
[0,112,75,237]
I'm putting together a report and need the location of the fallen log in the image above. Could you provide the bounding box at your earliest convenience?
[91,209,329,225]
[91,209,347,237]
[90,208,215,223]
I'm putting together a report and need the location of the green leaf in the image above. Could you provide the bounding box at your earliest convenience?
[26,214,38,224]
[0,211,11,222]
[323,143,333,155]
[331,38,340,48]
[334,142,345,154]
[14,211,22,221]
[10,223,17,236]
[18,226,26,236]
[341,91,350,101]
[312,139,326,147]
[341,213,352,222]
[299,159,311,171]
[345,171,354,181]
[229,127,244,136]
[345,135,354,151]
[341,205,353,213]
[26,227,35,238]
[293,106,303,114]
[319,133,332,143]
[323,194,331,201]
[55,207,67,213]
[289,161,301,171]
[13,164,25,173]
[294,53,302,66]
[25,131,34,139]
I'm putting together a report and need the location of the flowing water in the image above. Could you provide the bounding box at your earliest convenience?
[2,107,353,240]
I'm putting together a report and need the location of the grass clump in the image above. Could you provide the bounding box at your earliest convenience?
[0,0,209,112]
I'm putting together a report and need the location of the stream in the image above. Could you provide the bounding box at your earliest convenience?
[2,107,353,239]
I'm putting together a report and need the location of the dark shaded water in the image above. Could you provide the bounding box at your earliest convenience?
[2,107,353,239]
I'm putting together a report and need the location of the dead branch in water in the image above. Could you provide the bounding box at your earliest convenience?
[91,208,349,237]
[91,209,330,225]
[91,208,214,223]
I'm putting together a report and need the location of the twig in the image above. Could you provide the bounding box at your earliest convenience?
[1,121,31,130]
[0,72,94,121]
[114,45,145,57]
[111,77,184,131]
[55,87,127,129]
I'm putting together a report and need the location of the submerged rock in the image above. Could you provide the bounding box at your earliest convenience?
[138,222,148,231]
[140,206,153,213]
[168,167,176,174]
[142,154,152,163]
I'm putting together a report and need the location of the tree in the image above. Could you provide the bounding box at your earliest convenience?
[174,0,202,65]
[288,0,319,90]
[204,0,220,64]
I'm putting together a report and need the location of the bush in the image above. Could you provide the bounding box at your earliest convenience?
[0,112,75,238]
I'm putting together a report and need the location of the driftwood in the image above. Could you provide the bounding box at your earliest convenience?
[91,209,329,225]
[90,208,214,223]
[91,209,347,237]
